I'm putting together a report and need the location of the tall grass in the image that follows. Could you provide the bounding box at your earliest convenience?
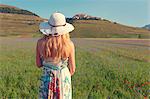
[73,48,149,99]
[0,38,149,98]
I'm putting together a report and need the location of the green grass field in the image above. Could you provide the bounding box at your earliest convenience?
[0,37,150,98]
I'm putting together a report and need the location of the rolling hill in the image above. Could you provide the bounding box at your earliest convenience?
[0,4,38,16]
[143,24,150,30]
[0,4,150,38]
[0,4,44,37]
[71,19,150,38]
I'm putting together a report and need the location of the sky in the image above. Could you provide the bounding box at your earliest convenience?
[0,0,149,27]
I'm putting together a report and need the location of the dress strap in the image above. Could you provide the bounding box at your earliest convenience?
[62,57,69,62]
[42,58,68,70]
[42,57,69,67]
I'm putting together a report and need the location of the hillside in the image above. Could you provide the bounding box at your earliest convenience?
[0,4,150,38]
[0,4,38,16]
[71,20,150,38]
[0,4,44,37]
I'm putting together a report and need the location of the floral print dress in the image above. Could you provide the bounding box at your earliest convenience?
[39,58,72,99]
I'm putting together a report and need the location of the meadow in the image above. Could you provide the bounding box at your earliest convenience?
[0,37,150,99]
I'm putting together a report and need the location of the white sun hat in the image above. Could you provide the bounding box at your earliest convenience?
[39,12,74,36]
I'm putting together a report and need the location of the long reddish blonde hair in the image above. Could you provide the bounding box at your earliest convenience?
[41,33,71,60]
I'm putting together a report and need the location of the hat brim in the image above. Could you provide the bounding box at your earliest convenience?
[39,21,74,36]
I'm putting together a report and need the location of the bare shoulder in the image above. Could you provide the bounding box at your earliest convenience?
[69,40,75,49]
[69,40,75,53]
[37,37,45,44]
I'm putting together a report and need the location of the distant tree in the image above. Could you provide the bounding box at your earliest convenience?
[138,34,141,38]
[0,7,39,17]
[114,22,117,24]
[66,18,73,23]
[103,19,111,23]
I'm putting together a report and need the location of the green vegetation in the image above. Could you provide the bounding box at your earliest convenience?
[0,38,149,98]
[0,6,39,16]
[73,48,149,99]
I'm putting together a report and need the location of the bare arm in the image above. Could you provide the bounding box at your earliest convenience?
[68,41,76,76]
[36,40,42,68]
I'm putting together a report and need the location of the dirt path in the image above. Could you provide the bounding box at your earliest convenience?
[0,37,149,52]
